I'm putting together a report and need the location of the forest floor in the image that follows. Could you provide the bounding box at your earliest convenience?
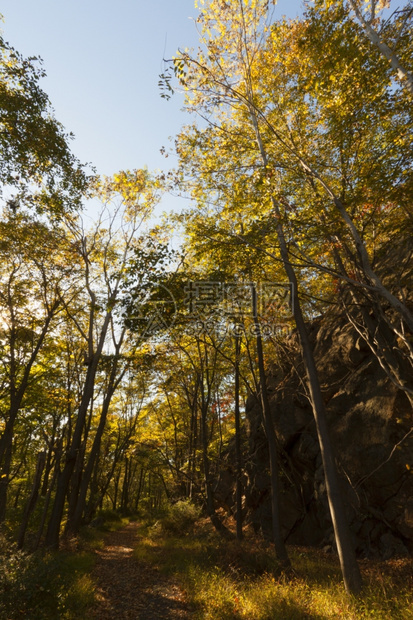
[90,521,192,620]
[86,516,413,620]
[2,512,411,619]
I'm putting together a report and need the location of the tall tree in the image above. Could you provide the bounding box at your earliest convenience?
[0,212,74,521]
[44,170,162,548]
[0,29,88,215]
[168,0,370,593]
[345,0,413,93]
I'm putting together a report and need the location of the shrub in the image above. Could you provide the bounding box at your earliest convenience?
[94,508,122,523]
[160,500,200,535]
[0,532,94,619]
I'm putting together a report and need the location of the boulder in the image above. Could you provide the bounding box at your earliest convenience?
[219,309,413,558]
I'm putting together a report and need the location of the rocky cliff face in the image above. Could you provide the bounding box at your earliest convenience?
[220,311,413,559]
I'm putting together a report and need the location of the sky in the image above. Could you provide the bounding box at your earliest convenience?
[0,0,304,214]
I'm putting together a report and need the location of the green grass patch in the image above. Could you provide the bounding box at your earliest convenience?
[133,520,413,620]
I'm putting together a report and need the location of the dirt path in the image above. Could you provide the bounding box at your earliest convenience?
[90,522,192,619]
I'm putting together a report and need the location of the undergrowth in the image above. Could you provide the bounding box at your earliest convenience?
[135,510,413,620]
[0,510,127,620]
[3,502,411,620]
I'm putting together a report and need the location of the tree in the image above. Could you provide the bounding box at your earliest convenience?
[168,0,367,593]
[0,28,88,215]
[156,330,234,536]
[0,211,74,521]
[44,169,162,548]
[345,0,413,94]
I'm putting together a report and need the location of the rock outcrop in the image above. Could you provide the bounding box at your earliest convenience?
[219,310,413,559]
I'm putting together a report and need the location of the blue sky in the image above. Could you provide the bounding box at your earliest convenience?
[0,0,303,212]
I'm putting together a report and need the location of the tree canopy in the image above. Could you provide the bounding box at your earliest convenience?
[0,26,88,216]
[0,0,412,603]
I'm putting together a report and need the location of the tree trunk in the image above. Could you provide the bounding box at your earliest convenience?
[200,400,232,537]
[134,467,146,512]
[252,285,291,567]
[121,457,130,512]
[17,451,46,549]
[0,307,57,521]
[189,395,199,499]
[0,430,13,522]
[275,219,362,594]
[347,0,413,95]
[66,368,122,534]
[44,347,104,548]
[248,104,362,594]
[234,333,243,541]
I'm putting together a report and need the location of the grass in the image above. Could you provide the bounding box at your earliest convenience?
[134,516,413,620]
[3,504,411,619]
[0,510,128,620]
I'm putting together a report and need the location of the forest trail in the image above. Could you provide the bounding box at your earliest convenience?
[90,522,192,619]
